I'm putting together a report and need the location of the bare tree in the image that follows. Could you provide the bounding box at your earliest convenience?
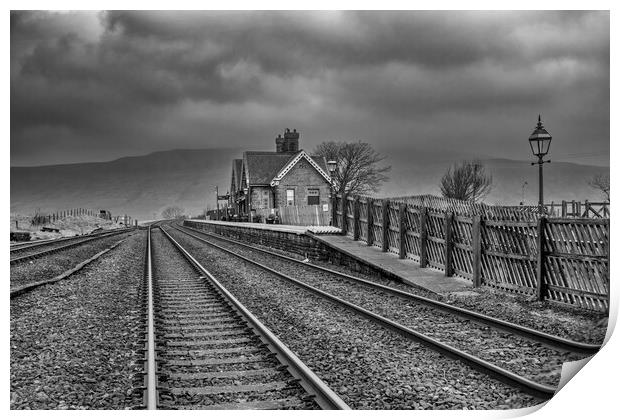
[161,206,185,219]
[314,141,391,196]
[588,173,610,201]
[440,161,492,203]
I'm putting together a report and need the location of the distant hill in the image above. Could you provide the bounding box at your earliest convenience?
[11,147,609,221]
[11,148,243,221]
[378,147,609,205]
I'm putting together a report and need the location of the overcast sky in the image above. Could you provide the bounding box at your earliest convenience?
[10,10,609,167]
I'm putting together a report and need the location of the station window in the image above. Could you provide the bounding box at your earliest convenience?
[286,189,295,206]
[307,188,320,205]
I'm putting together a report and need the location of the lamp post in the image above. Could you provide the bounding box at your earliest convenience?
[215,186,220,221]
[243,187,249,221]
[327,160,337,226]
[528,115,552,214]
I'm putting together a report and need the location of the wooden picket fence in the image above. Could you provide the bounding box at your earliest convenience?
[334,194,610,312]
[256,205,331,226]
[545,200,610,219]
[31,208,102,225]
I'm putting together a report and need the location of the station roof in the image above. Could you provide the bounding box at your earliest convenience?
[242,151,329,186]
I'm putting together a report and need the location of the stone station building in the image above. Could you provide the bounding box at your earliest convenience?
[229,129,332,221]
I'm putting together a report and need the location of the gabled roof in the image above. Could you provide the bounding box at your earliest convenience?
[232,159,243,191]
[241,150,331,187]
[243,151,295,186]
[270,150,331,186]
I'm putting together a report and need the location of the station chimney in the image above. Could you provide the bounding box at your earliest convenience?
[275,134,285,153]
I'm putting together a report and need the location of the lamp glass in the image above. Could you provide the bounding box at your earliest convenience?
[529,137,552,157]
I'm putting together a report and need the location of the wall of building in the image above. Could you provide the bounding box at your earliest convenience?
[250,186,273,211]
[274,159,330,208]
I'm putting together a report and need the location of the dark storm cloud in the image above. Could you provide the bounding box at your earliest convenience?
[10,10,609,166]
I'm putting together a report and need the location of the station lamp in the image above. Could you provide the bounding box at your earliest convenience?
[528,115,552,214]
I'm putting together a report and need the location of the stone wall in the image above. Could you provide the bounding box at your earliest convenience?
[184,220,327,259]
[182,220,416,290]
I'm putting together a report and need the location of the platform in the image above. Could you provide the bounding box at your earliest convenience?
[186,219,471,295]
[186,220,341,235]
[309,234,472,295]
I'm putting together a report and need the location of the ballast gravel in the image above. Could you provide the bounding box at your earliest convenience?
[10,232,134,290]
[10,231,146,410]
[169,228,543,410]
[180,234,580,387]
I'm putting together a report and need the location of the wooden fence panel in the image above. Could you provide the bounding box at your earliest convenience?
[371,200,384,249]
[403,205,423,262]
[543,219,609,311]
[386,202,400,254]
[359,197,369,242]
[480,220,538,294]
[425,211,447,270]
[335,195,343,229]
[345,196,355,238]
[451,215,474,280]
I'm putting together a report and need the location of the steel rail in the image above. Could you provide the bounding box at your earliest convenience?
[159,225,350,410]
[171,224,557,400]
[179,224,600,356]
[145,226,157,409]
[11,237,72,252]
[10,237,128,299]
[10,228,127,253]
[10,229,132,265]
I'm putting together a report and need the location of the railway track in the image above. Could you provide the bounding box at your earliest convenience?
[178,224,600,354]
[140,225,350,410]
[10,228,133,265]
[10,228,131,252]
[10,236,129,299]
[169,223,600,400]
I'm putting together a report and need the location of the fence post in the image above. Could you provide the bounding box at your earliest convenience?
[444,212,454,277]
[367,199,373,246]
[536,216,547,301]
[342,196,348,233]
[353,197,360,241]
[472,215,481,287]
[341,195,348,236]
[584,200,589,218]
[398,203,406,259]
[420,207,428,268]
[381,199,389,252]
[331,194,338,227]
[561,201,567,218]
